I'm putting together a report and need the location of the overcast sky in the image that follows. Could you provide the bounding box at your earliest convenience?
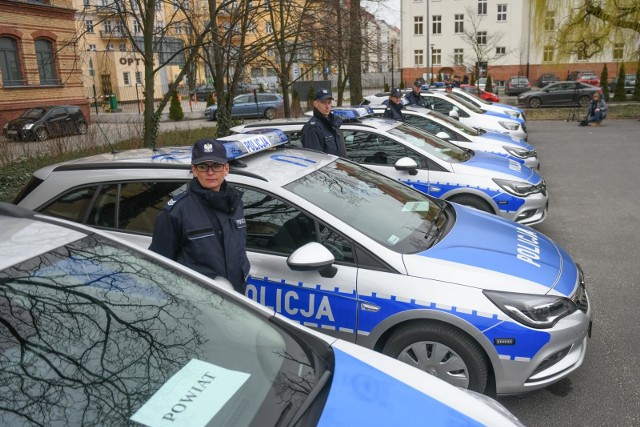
[365,0,401,27]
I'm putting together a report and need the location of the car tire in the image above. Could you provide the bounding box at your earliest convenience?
[578,95,590,108]
[35,127,48,141]
[382,321,489,392]
[77,121,88,135]
[528,97,542,109]
[264,107,276,120]
[448,194,494,214]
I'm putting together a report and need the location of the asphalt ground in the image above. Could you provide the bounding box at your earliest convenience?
[497,118,640,426]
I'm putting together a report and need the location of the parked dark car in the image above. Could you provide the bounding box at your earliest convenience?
[504,76,532,96]
[517,81,603,108]
[609,74,636,94]
[3,105,88,142]
[204,93,284,120]
[189,84,216,102]
[534,73,559,88]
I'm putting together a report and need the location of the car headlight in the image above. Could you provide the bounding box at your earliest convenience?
[503,146,534,159]
[504,110,519,119]
[498,121,519,131]
[23,123,34,130]
[484,290,578,329]
[492,178,540,197]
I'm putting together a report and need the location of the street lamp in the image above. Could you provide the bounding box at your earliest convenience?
[430,44,435,84]
[426,0,430,82]
[391,43,395,88]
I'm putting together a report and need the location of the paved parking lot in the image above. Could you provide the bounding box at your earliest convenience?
[498,118,640,426]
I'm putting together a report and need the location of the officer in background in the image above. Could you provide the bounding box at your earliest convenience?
[405,80,427,107]
[149,138,250,294]
[383,87,405,121]
[301,88,346,157]
[452,75,461,88]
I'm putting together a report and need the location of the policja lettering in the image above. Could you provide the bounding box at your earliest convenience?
[162,372,217,421]
[516,227,541,267]
[246,284,335,322]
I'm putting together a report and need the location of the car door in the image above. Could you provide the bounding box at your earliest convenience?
[341,129,435,196]
[46,107,70,137]
[231,94,258,118]
[238,186,359,342]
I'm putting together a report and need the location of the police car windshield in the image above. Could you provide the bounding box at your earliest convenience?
[387,123,469,162]
[285,159,447,253]
[0,234,328,426]
[443,93,485,114]
[427,110,481,136]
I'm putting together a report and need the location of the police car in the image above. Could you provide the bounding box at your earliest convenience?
[15,131,591,396]
[0,203,524,426]
[432,87,527,122]
[369,105,539,169]
[419,92,528,140]
[232,110,548,226]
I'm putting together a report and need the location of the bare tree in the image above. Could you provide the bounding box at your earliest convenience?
[459,5,506,80]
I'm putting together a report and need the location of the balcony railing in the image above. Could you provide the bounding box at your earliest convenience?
[100,29,127,38]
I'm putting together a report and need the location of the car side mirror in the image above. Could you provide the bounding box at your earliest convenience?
[449,110,460,120]
[287,242,337,278]
[435,131,451,140]
[394,157,419,175]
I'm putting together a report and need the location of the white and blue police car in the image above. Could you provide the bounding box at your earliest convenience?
[433,87,527,122]
[232,109,548,226]
[15,130,591,397]
[369,105,539,169]
[419,91,528,140]
[0,202,523,426]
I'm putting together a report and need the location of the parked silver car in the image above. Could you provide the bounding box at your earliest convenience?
[204,93,284,120]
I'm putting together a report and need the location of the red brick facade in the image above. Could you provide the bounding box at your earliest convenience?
[0,0,90,130]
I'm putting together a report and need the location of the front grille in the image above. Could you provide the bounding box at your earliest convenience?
[572,266,589,313]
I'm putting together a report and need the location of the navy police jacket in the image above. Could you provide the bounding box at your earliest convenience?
[405,90,426,107]
[149,178,250,293]
[383,101,405,121]
[300,109,346,157]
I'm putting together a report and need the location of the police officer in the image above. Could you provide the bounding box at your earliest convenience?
[452,75,461,88]
[383,87,405,121]
[149,138,250,294]
[301,88,346,157]
[405,80,426,107]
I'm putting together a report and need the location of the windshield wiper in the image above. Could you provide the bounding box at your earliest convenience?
[424,201,447,244]
[286,369,332,427]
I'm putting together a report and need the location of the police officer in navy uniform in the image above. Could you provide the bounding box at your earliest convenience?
[301,88,346,157]
[149,138,250,294]
[405,80,426,107]
[383,87,405,121]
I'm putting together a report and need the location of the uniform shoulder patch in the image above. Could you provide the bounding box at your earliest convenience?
[165,192,188,211]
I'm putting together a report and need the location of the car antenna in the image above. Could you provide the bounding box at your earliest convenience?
[95,122,119,154]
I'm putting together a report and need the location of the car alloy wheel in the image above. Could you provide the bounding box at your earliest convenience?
[528,97,542,109]
[578,95,591,108]
[264,107,276,120]
[382,321,489,392]
[77,121,88,135]
[35,127,48,141]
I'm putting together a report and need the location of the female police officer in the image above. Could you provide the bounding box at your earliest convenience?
[149,138,250,293]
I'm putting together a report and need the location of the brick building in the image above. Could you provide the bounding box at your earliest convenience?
[0,0,88,130]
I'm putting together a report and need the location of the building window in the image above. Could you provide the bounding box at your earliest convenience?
[414,16,424,36]
[577,50,587,61]
[477,31,487,45]
[123,71,130,85]
[106,43,114,51]
[175,22,182,34]
[454,14,464,33]
[88,44,97,51]
[454,48,463,65]
[0,37,24,86]
[35,39,58,85]
[86,20,94,33]
[432,48,441,66]
[497,4,507,21]
[265,23,272,33]
[613,43,624,61]
[135,71,142,85]
[544,11,555,31]
[496,46,506,56]
[104,20,112,33]
[133,20,142,34]
[478,0,487,15]
[414,49,424,66]
[433,15,441,34]
[119,43,126,51]
[83,0,91,5]
[543,45,554,62]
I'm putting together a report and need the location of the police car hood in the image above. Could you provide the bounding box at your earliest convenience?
[319,340,520,426]
[403,205,578,297]
[479,130,533,150]
[453,151,540,183]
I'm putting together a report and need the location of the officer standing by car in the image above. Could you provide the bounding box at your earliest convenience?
[301,89,346,156]
[149,138,250,294]
[405,80,427,107]
[383,88,405,121]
